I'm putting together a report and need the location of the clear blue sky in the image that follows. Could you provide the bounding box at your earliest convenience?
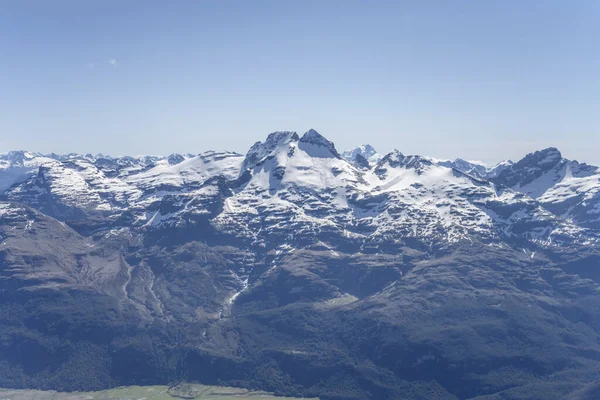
[1,0,599,165]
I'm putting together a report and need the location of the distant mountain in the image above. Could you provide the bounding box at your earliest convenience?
[0,151,196,192]
[490,147,600,230]
[2,131,600,400]
[436,158,488,178]
[0,151,56,191]
[342,144,382,167]
[435,157,518,181]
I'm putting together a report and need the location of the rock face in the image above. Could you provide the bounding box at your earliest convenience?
[490,148,600,230]
[1,132,600,400]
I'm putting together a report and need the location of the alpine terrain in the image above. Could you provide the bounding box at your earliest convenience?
[1,130,600,400]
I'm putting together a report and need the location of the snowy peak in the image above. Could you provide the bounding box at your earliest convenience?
[237,129,358,196]
[298,129,340,158]
[264,130,300,146]
[488,146,600,229]
[437,158,488,179]
[1,150,40,166]
[435,158,522,180]
[377,149,404,165]
[0,151,58,191]
[520,147,562,169]
[241,131,299,172]
[371,150,438,180]
[494,147,565,189]
[342,144,382,166]
[299,128,328,143]
[167,153,186,165]
[375,149,433,171]
[487,159,514,178]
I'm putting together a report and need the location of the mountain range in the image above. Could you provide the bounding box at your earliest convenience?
[1,130,600,400]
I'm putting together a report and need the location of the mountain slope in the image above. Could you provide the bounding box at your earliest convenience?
[1,131,600,399]
[0,151,57,192]
[436,158,488,179]
[492,148,600,230]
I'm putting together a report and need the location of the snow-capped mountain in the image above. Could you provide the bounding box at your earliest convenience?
[435,157,517,180]
[436,158,488,178]
[342,144,382,166]
[0,151,197,191]
[0,151,57,191]
[491,147,600,229]
[3,133,599,248]
[2,130,600,400]
[487,159,515,178]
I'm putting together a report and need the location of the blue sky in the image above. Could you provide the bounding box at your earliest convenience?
[1,1,599,165]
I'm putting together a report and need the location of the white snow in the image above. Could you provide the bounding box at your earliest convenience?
[2,132,599,251]
[0,203,11,217]
[127,151,243,190]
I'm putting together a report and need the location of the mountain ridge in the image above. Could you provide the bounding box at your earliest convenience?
[1,130,600,400]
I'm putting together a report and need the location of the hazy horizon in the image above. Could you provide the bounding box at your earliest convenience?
[0,128,588,168]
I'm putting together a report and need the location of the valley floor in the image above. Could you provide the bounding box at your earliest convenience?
[0,384,318,400]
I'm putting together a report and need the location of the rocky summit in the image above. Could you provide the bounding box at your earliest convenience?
[1,130,600,400]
